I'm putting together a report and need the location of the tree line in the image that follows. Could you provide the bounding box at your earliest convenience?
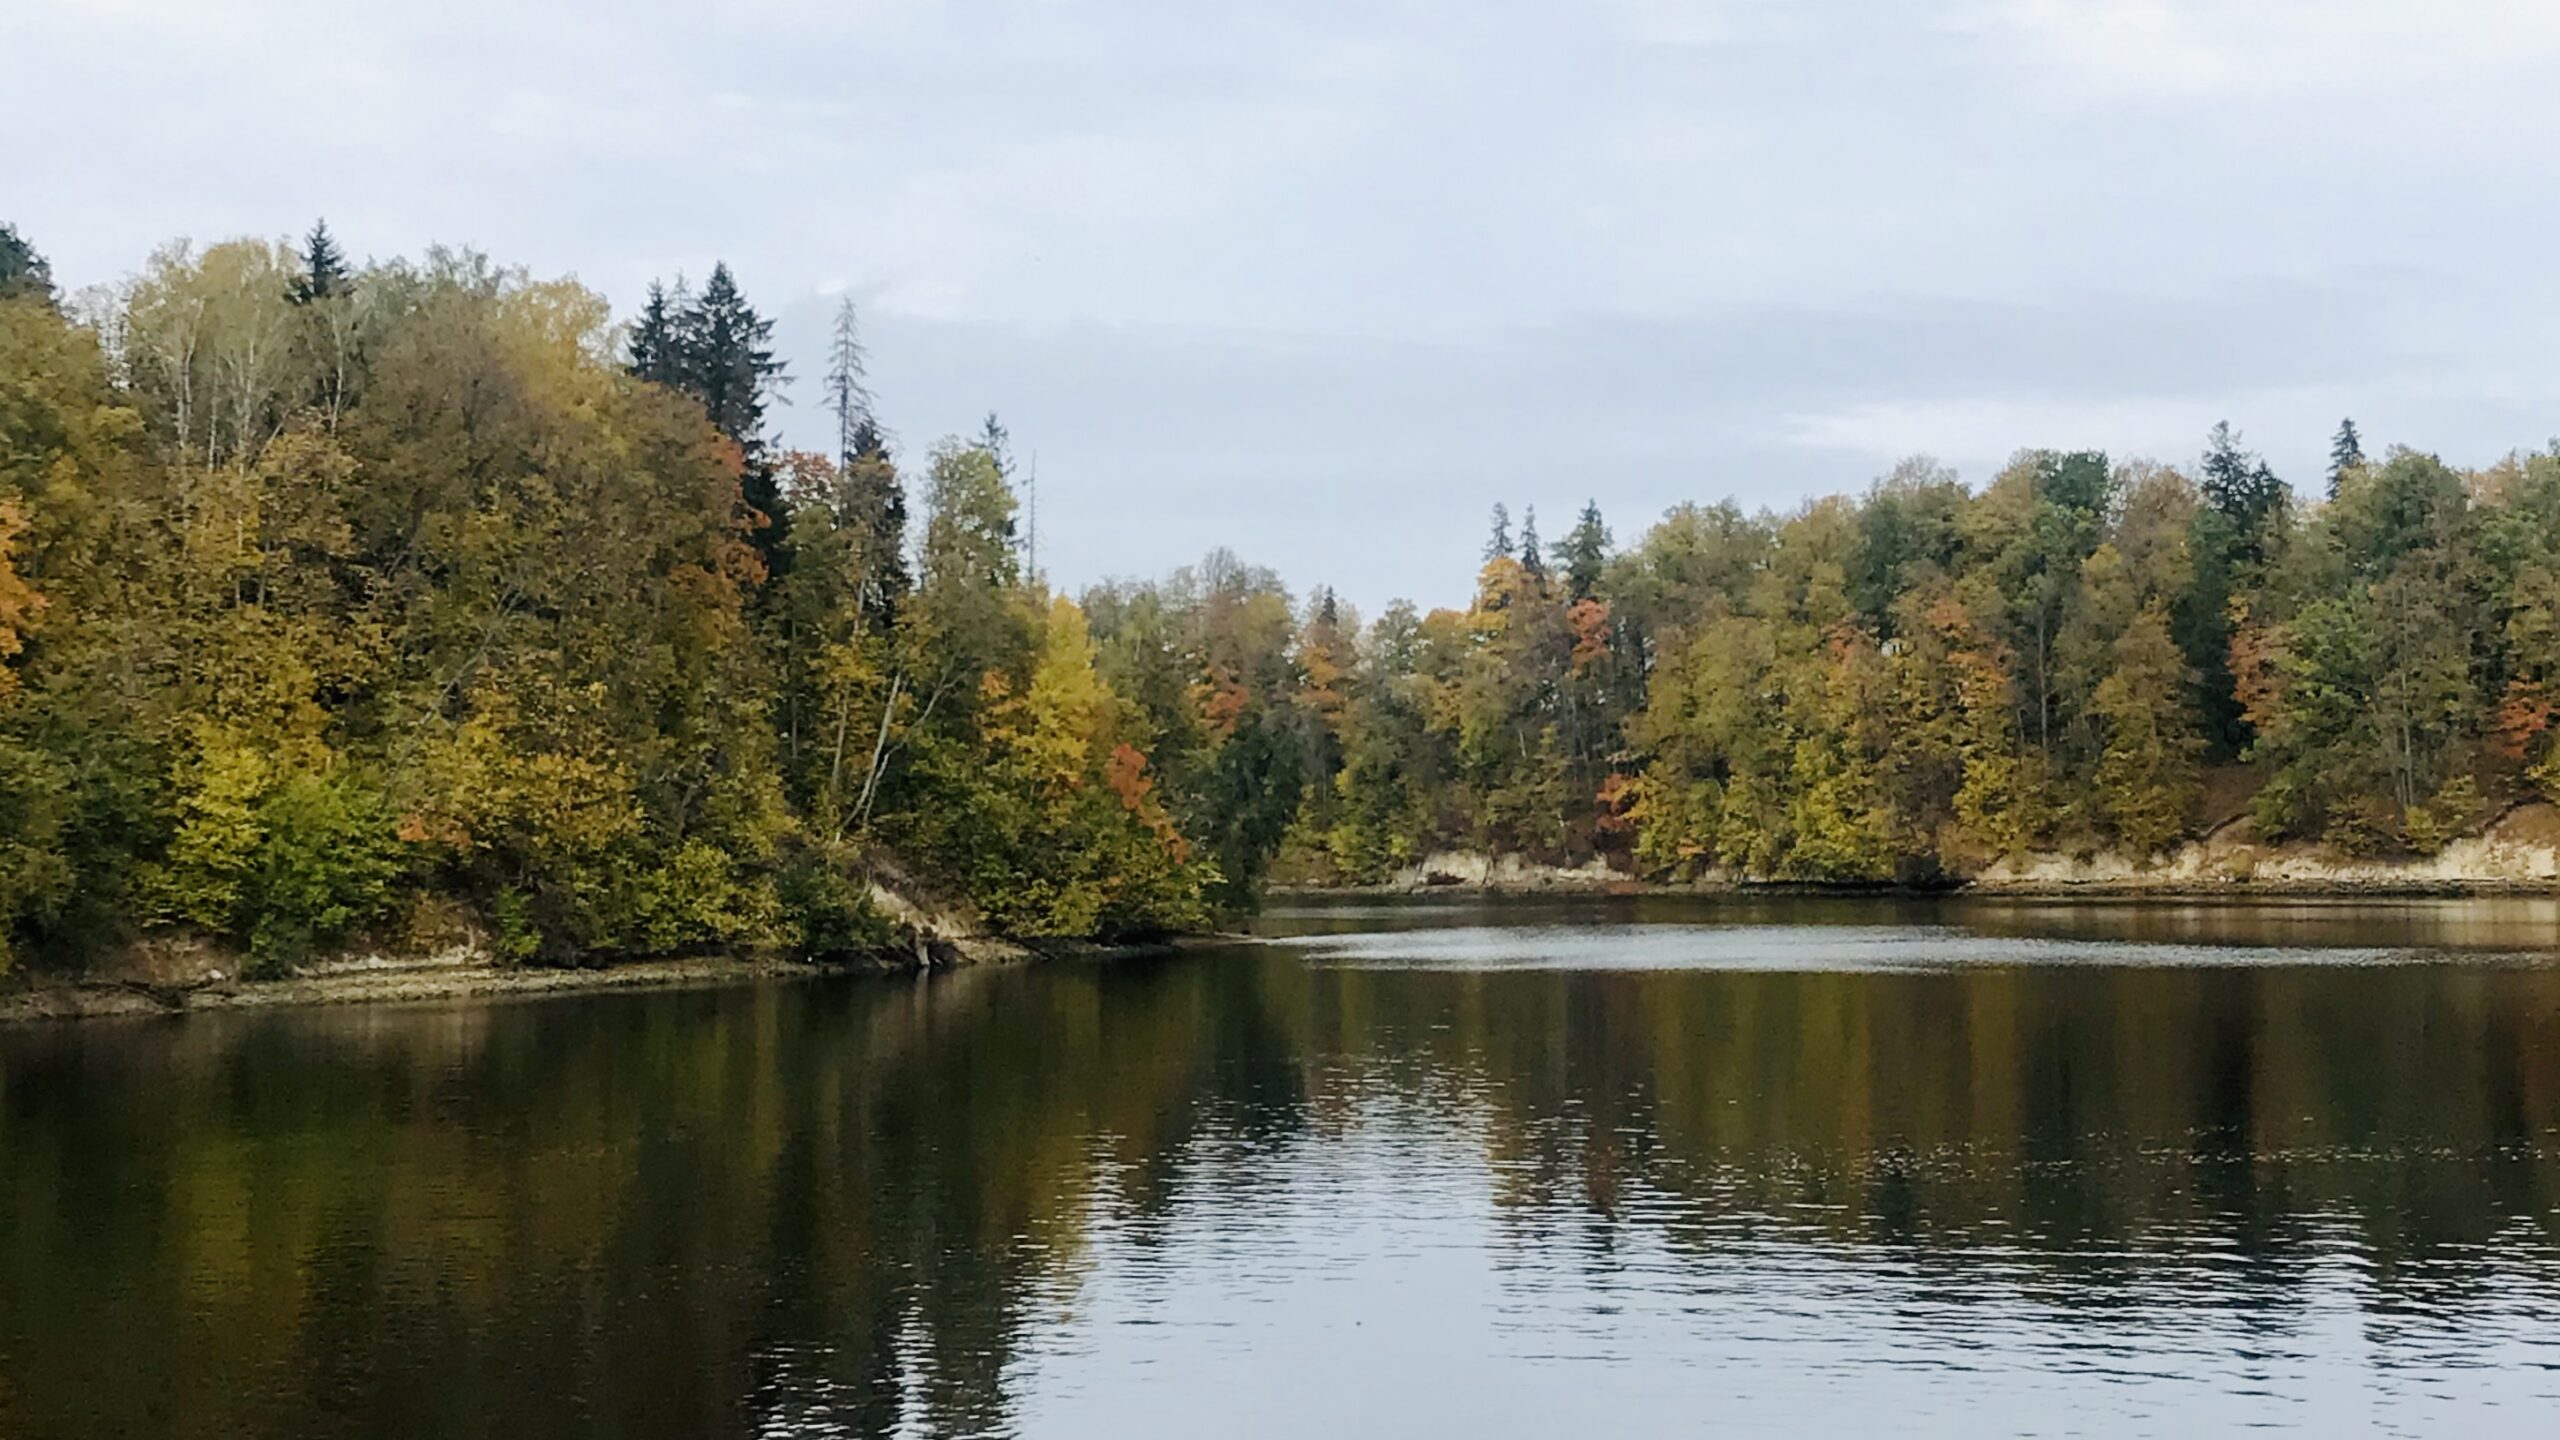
[0,222,1205,973]
[4,219,2559,970]
[1256,420,2560,885]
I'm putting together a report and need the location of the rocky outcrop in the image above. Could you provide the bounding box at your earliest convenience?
[1976,802,2560,893]
[1387,851,1640,892]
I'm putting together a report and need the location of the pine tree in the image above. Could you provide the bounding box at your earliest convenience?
[2328,417,2365,498]
[1484,503,1512,564]
[1519,506,1546,579]
[289,219,347,304]
[0,222,53,306]
[1555,500,1610,600]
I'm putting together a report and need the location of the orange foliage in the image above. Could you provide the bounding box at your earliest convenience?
[1104,742,1191,860]
[1568,598,1613,676]
[1104,742,1155,811]
[2229,621,2286,736]
[1821,618,1872,663]
[2494,679,2555,762]
[1299,642,1347,723]
[1594,772,1638,840]
[1193,665,1249,738]
[396,812,472,848]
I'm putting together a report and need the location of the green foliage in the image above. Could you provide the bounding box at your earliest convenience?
[0,222,52,305]
[289,218,348,304]
[244,772,403,967]
[2092,606,2202,855]
[775,845,898,959]
[7,224,2557,974]
[145,731,402,970]
[0,234,1225,974]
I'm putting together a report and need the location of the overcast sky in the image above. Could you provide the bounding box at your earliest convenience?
[10,0,2560,614]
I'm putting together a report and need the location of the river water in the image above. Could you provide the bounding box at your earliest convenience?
[4,896,2559,1437]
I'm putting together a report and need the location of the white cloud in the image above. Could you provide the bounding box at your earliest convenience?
[10,0,2560,608]
[1963,0,2560,99]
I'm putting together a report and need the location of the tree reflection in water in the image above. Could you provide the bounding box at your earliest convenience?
[3,901,2558,1438]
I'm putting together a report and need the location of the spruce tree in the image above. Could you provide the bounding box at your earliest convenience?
[630,264,789,571]
[684,262,785,452]
[2328,417,2365,498]
[823,296,876,469]
[852,442,911,622]
[627,281,681,386]
[0,222,54,306]
[289,218,347,304]
[1554,500,1611,601]
[1484,503,1512,564]
[820,294,909,618]
[1519,506,1545,580]
[2201,421,2286,564]
[977,412,1012,477]
[2182,421,2287,757]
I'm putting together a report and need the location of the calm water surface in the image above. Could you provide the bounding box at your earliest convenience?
[6,896,2560,1437]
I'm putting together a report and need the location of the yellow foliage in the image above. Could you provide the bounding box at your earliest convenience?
[0,498,40,699]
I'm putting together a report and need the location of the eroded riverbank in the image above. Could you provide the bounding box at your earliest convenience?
[1290,800,2560,899]
[0,934,1213,1024]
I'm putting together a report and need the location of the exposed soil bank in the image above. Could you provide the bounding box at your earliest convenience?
[1284,802,2560,900]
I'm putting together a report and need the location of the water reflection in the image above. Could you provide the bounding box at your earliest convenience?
[2,899,2557,1437]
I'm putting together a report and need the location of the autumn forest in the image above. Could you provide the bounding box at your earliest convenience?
[4,220,2559,974]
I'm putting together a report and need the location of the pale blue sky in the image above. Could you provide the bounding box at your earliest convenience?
[10,0,2560,613]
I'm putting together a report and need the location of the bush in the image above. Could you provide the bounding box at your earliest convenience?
[776,846,898,960]
[150,738,405,973]
[243,772,404,970]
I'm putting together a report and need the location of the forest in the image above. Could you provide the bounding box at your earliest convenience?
[4,219,2559,973]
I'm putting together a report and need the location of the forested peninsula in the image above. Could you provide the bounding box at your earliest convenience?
[5,222,2560,988]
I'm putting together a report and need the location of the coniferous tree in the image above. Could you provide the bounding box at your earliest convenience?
[1555,501,1610,600]
[1519,507,1546,580]
[288,219,347,304]
[2201,421,2287,564]
[684,263,785,453]
[627,281,681,386]
[2329,417,2366,497]
[977,412,1012,478]
[631,263,789,571]
[1484,503,1512,564]
[816,295,909,616]
[2183,422,2287,755]
[824,296,876,468]
[0,223,53,306]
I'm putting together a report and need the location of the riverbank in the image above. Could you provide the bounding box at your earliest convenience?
[1283,801,2560,900]
[0,933,1216,1025]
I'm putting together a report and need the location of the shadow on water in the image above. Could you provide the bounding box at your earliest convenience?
[1,896,2557,1437]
